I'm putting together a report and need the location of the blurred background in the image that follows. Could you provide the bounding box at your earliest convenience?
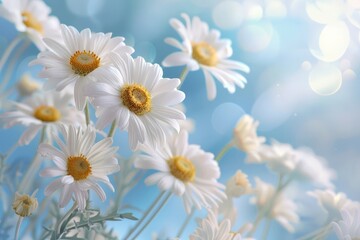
[0,0,359,239]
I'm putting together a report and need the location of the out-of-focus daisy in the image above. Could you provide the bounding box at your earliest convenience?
[135,130,226,213]
[0,0,60,50]
[233,115,265,160]
[175,103,195,133]
[308,190,354,222]
[332,205,360,240]
[39,125,120,210]
[12,191,38,217]
[251,177,299,232]
[31,24,134,110]
[0,90,84,145]
[162,13,250,100]
[17,73,42,97]
[190,210,242,240]
[85,54,185,150]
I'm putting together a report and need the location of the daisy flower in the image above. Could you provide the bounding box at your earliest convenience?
[31,24,134,110]
[85,53,185,150]
[0,0,60,50]
[135,130,226,213]
[162,13,250,100]
[12,190,38,217]
[39,125,120,210]
[0,90,84,145]
[190,210,243,240]
[332,205,360,240]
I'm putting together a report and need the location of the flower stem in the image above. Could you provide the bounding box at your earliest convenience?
[130,192,172,240]
[0,35,23,71]
[215,141,233,161]
[84,102,90,126]
[56,201,78,238]
[123,191,166,240]
[261,218,272,240]
[107,120,117,138]
[14,216,23,240]
[178,66,189,89]
[176,207,195,238]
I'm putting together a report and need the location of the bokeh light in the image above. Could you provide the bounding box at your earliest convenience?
[212,0,244,30]
[211,102,245,135]
[309,63,342,95]
[238,22,274,52]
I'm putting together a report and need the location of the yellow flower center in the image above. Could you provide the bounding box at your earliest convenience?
[22,11,43,34]
[120,84,151,116]
[12,195,37,217]
[168,156,196,182]
[70,50,101,76]
[192,42,218,66]
[67,155,92,181]
[34,105,61,122]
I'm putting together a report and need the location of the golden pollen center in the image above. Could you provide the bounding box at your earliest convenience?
[120,84,151,116]
[70,50,100,76]
[168,156,196,182]
[22,11,43,34]
[67,155,92,181]
[34,105,61,122]
[192,41,218,66]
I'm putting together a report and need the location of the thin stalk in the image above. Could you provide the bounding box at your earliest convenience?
[56,201,78,237]
[296,224,331,240]
[84,102,90,126]
[14,216,23,240]
[17,126,46,193]
[107,120,117,138]
[0,35,23,71]
[176,207,195,238]
[177,66,189,89]
[215,141,233,161]
[261,218,272,240]
[130,192,172,240]
[123,191,166,240]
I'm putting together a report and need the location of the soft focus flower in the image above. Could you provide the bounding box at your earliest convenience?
[175,103,195,133]
[85,54,185,150]
[251,178,299,232]
[135,130,226,213]
[0,90,84,145]
[39,125,120,210]
[332,205,360,240]
[162,13,250,100]
[225,170,251,198]
[233,115,265,159]
[31,24,134,110]
[308,190,355,222]
[16,73,42,97]
[12,191,38,217]
[190,209,242,240]
[0,0,60,50]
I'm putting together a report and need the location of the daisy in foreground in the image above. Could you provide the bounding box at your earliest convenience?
[0,90,84,145]
[135,130,226,213]
[0,0,60,50]
[85,54,185,150]
[31,24,134,110]
[332,205,360,240]
[162,13,250,100]
[39,125,120,210]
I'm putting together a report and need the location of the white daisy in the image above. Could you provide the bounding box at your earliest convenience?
[135,130,226,213]
[250,177,299,232]
[85,54,185,150]
[225,170,251,198]
[17,73,42,97]
[12,190,38,217]
[0,90,84,145]
[39,125,120,210]
[0,0,60,50]
[190,209,242,240]
[233,115,266,159]
[162,13,250,100]
[31,24,134,110]
[332,205,360,240]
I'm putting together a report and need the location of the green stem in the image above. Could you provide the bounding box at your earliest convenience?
[215,141,233,161]
[17,126,47,193]
[176,207,195,238]
[14,216,23,240]
[123,191,166,240]
[261,218,272,240]
[107,120,117,138]
[84,102,90,126]
[0,35,23,71]
[130,192,171,240]
[177,66,189,89]
[56,201,78,238]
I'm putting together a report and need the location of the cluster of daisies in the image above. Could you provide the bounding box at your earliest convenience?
[0,0,359,239]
